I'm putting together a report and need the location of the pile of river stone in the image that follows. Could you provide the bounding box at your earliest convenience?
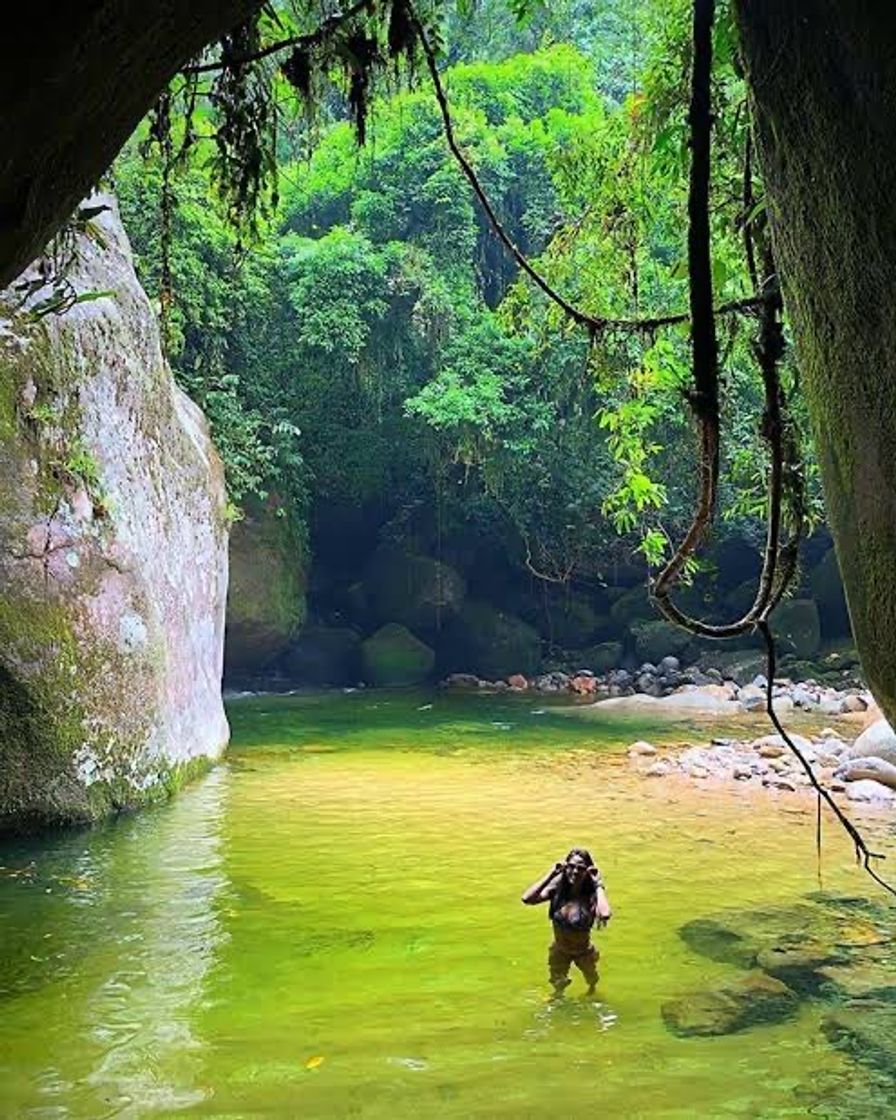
[628,709,896,804]
[442,656,869,716]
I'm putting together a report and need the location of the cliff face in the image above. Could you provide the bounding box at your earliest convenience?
[0,197,229,831]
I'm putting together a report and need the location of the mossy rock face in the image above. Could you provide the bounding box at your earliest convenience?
[578,641,624,674]
[630,620,692,664]
[822,1007,896,1078]
[609,585,656,629]
[225,500,307,678]
[533,591,610,648]
[810,547,852,638]
[0,197,228,833]
[364,548,466,635]
[771,598,822,658]
[438,601,541,680]
[662,971,798,1037]
[279,625,361,686]
[361,624,435,686]
[698,649,767,685]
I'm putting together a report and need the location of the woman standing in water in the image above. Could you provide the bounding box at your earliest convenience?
[522,848,612,996]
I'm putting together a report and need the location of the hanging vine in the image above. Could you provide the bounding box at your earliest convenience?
[407,0,895,898]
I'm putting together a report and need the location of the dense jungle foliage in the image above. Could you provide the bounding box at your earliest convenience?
[114,0,821,613]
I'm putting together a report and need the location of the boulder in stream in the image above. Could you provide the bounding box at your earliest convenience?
[361,623,435,686]
[364,547,466,634]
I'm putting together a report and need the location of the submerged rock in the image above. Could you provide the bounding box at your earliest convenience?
[823,1007,896,1078]
[661,971,798,1037]
[0,197,228,831]
[678,902,879,977]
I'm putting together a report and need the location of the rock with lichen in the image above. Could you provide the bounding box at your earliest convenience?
[0,196,229,831]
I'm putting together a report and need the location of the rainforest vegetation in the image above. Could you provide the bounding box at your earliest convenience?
[112,0,824,644]
[6,4,896,1117]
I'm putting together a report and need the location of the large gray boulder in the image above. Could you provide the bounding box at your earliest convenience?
[0,198,229,831]
[844,717,896,765]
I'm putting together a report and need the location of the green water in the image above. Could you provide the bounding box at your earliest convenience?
[1,690,894,1118]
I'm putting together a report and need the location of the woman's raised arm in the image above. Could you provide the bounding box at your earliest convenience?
[521,863,563,905]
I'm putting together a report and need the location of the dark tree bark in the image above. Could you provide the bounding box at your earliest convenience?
[0,1,262,289]
[735,1,896,724]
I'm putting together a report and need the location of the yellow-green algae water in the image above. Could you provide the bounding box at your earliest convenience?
[1,689,895,1118]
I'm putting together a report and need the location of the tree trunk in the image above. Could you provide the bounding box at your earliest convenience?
[735,2,896,723]
[0,1,262,289]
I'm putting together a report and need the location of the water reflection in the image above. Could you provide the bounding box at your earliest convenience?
[0,767,228,1118]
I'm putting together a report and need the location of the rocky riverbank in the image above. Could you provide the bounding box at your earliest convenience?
[440,654,896,806]
[623,703,896,807]
[441,653,869,717]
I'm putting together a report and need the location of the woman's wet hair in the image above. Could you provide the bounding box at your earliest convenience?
[549,847,597,917]
[565,847,595,868]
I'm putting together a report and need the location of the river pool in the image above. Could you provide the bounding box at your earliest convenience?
[1,689,894,1118]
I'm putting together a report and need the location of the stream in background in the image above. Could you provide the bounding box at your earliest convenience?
[1,690,894,1118]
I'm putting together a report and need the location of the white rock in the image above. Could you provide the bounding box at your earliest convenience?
[846,779,896,803]
[629,740,657,756]
[845,718,896,766]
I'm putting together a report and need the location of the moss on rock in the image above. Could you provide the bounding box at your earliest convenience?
[771,598,821,659]
[225,499,307,677]
[364,548,466,635]
[0,198,229,834]
[438,600,542,680]
[631,620,693,664]
[361,623,435,686]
